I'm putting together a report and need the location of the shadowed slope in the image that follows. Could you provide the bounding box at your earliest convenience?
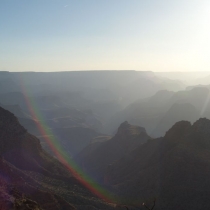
[0,106,118,209]
[107,118,210,210]
[76,121,151,183]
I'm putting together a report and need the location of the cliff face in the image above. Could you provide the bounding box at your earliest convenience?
[0,106,70,176]
[76,121,151,182]
[106,118,210,210]
[0,106,116,210]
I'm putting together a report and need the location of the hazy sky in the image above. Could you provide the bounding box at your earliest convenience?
[1,0,210,72]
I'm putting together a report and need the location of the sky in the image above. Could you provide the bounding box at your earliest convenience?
[1,0,210,72]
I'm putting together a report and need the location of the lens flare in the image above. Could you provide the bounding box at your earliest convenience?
[18,76,115,204]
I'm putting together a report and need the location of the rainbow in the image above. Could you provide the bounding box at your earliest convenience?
[18,76,116,204]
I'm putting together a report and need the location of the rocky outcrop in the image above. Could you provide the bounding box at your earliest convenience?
[0,106,116,210]
[0,106,70,177]
[76,121,151,182]
[106,118,210,209]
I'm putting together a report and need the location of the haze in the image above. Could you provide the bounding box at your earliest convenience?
[1,0,210,72]
[2,1,210,209]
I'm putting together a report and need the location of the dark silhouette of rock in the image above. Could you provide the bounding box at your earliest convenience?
[106,87,209,137]
[106,118,210,210]
[0,106,116,210]
[76,121,151,182]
